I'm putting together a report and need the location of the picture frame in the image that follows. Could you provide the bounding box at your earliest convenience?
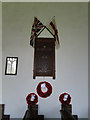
[5,57,18,75]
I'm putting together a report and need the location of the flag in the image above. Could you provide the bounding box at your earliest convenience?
[30,17,45,47]
[47,17,59,45]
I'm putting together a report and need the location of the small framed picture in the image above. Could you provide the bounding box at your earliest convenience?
[5,57,18,75]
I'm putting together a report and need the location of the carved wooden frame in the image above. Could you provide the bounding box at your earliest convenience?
[33,37,55,79]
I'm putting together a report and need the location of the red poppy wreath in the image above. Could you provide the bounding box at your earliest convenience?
[59,92,71,105]
[26,93,38,105]
[37,81,52,98]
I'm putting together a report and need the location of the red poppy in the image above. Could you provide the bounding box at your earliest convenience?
[59,93,71,105]
[26,93,38,105]
[37,81,52,98]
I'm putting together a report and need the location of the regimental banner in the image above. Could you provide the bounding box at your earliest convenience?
[30,17,45,47]
[30,17,60,47]
[47,16,59,45]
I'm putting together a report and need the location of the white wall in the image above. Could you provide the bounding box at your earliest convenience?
[2,2,88,118]
[0,1,2,104]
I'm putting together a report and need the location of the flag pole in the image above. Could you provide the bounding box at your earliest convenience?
[45,26,56,39]
[36,26,46,37]
[36,26,56,40]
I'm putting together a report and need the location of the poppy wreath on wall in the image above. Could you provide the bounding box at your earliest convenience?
[26,93,38,105]
[59,92,71,105]
[37,81,52,98]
